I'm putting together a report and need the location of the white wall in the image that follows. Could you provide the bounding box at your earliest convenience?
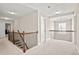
[40,16,45,43]
[14,11,38,33]
[13,11,38,48]
[45,17,51,40]
[69,4,79,51]
[38,11,47,44]
[76,4,79,50]
[0,21,5,38]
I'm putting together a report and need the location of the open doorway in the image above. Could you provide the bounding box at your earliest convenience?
[5,23,11,36]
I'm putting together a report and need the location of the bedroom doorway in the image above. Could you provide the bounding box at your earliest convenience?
[5,23,11,36]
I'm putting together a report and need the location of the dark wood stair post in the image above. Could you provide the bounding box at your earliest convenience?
[13,30,15,44]
[8,31,10,40]
[22,31,26,53]
[17,30,29,53]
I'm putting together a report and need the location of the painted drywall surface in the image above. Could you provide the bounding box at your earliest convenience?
[14,11,38,33]
[71,4,79,50]
[0,21,5,38]
[14,11,38,48]
[40,16,45,43]
[45,17,51,41]
[38,11,47,44]
[77,13,79,50]
[70,4,79,51]
[37,10,41,45]
[76,4,79,50]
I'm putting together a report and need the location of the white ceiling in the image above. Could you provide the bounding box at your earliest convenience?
[0,3,77,20]
[26,3,77,16]
[0,3,36,20]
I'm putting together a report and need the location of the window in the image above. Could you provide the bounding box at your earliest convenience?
[59,23,66,30]
[58,23,66,34]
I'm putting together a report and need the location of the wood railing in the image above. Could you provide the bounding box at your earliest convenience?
[19,31,38,34]
[8,30,38,53]
[8,30,29,53]
[17,30,29,53]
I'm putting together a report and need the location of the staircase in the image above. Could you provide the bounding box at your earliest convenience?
[8,30,29,53]
[15,39,24,50]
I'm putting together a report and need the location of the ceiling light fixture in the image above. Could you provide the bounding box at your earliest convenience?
[4,17,10,20]
[55,11,61,14]
[7,11,16,15]
[0,17,10,20]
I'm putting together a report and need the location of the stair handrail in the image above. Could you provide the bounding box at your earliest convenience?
[17,30,29,53]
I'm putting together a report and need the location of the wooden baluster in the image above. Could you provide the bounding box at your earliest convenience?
[23,31,26,53]
[17,30,29,53]
[23,31,29,49]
